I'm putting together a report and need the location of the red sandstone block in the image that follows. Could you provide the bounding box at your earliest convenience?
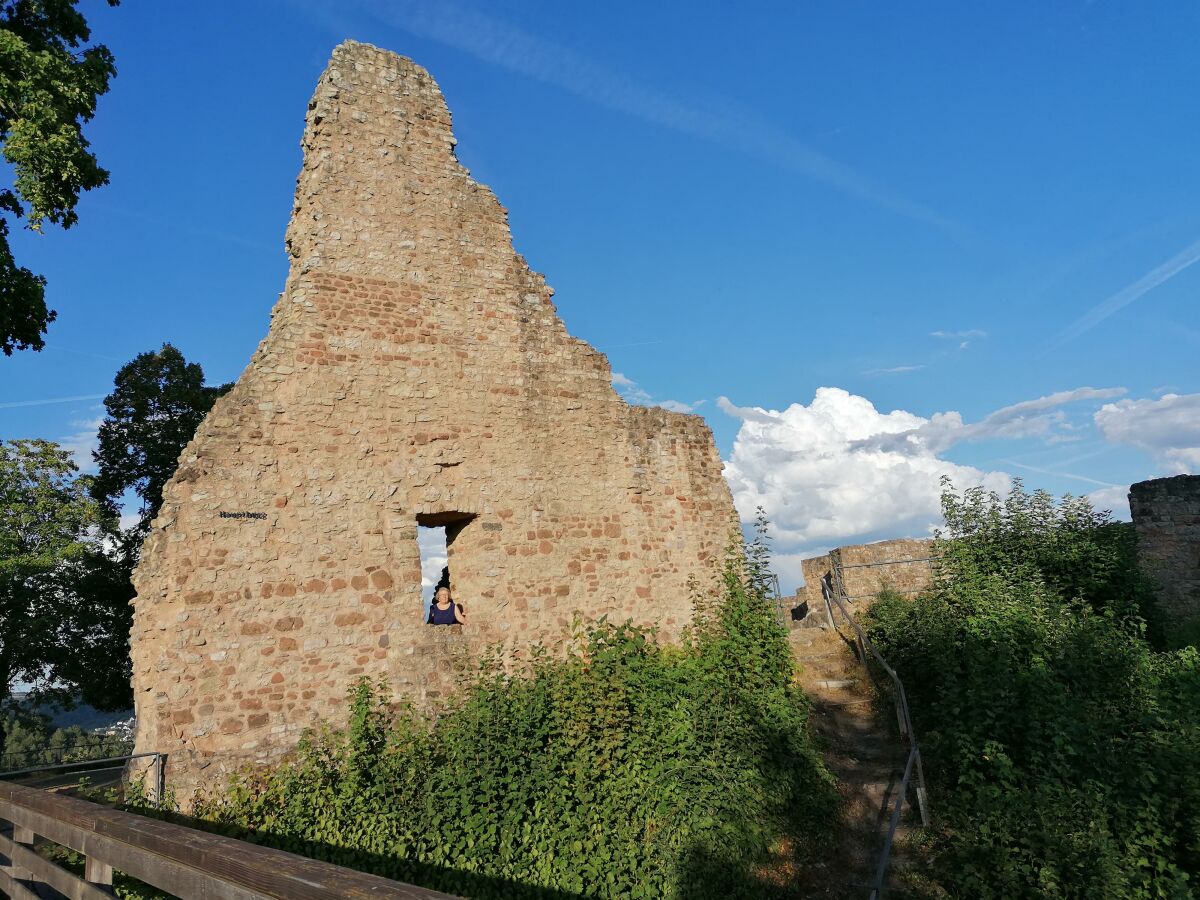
[240,622,269,635]
[247,713,269,729]
[370,570,393,588]
[335,611,367,626]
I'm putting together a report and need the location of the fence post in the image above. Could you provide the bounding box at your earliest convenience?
[914,749,931,827]
[156,753,166,807]
[11,824,34,881]
[85,855,115,893]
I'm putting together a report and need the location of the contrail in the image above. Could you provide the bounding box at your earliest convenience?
[0,393,105,410]
[308,0,958,232]
[1001,459,1118,489]
[1056,234,1200,346]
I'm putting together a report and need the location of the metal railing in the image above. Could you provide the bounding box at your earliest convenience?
[820,573,929,900]
[0,752,165,799]
[0,779,457,899]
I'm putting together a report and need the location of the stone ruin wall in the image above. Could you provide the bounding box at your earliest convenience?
[792,538,935,626]
[1130,474,1200,624]
[129,42,735,799]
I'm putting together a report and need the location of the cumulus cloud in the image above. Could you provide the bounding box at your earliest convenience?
[719,388,1009,557]
[1086,485,1131,521]
[1094,393,1200,472]
[855,386,1126,455]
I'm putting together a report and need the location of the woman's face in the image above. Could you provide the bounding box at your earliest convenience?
[436,587,451,605]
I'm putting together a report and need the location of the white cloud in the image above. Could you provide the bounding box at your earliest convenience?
[59,415,104,473]
[719,387,1009,558]
[1086,485,1131,521]
[1094,393,1200,473]
[613,372,695,414]
[856,386,1126,455]
[656,399,694,413]
[417,527,448,593]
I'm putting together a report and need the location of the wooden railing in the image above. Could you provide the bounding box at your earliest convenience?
[0,781,456,899]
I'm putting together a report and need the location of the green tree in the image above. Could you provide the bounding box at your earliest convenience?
[866,480,1200,898]
[0,439,121,751]
[91,343,232,540]
[0,0,119,354]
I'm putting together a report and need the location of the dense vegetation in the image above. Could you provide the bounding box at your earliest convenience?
[868,480,1200,899]
[188,541,838,899]
[1,713,129,771]
[0,438,129,740]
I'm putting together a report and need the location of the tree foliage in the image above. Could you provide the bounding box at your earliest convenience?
[91,343,231,539]
[866,480,1200,898]
[0,438,131,751]
[189,548,837,899]
[0,0,118,353]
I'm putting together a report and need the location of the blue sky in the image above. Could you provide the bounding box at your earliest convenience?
[3,1,1199,588]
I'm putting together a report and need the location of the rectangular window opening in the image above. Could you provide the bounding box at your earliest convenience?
[417,525,449,597]
[417,512,477,623]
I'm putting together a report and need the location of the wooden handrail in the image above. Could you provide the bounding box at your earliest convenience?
[0,781,457,899]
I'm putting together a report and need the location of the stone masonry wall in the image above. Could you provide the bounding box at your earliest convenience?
[792,538,935,626]
[129,42,735,799]
[1130,475,1200,624]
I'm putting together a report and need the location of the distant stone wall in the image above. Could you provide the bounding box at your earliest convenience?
[1130,475,1200,624]
[129,42,735,800]
[791,538,935,626]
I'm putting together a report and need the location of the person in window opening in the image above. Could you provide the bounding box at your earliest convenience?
[427,585,468,625]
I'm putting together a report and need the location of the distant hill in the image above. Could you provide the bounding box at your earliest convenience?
[10,693,133,732]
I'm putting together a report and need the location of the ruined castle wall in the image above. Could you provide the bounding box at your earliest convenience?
[1130,475,1200,624]
[129,42,734,799]
[790,538,935,627]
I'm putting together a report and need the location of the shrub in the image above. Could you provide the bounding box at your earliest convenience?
[191,551,837,899]
[867,481,1200,899]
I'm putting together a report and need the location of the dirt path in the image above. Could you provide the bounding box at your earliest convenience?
[790,626,915,898]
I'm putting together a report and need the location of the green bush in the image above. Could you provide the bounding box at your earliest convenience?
[867,480,1200,899]
[191,552,837,899]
